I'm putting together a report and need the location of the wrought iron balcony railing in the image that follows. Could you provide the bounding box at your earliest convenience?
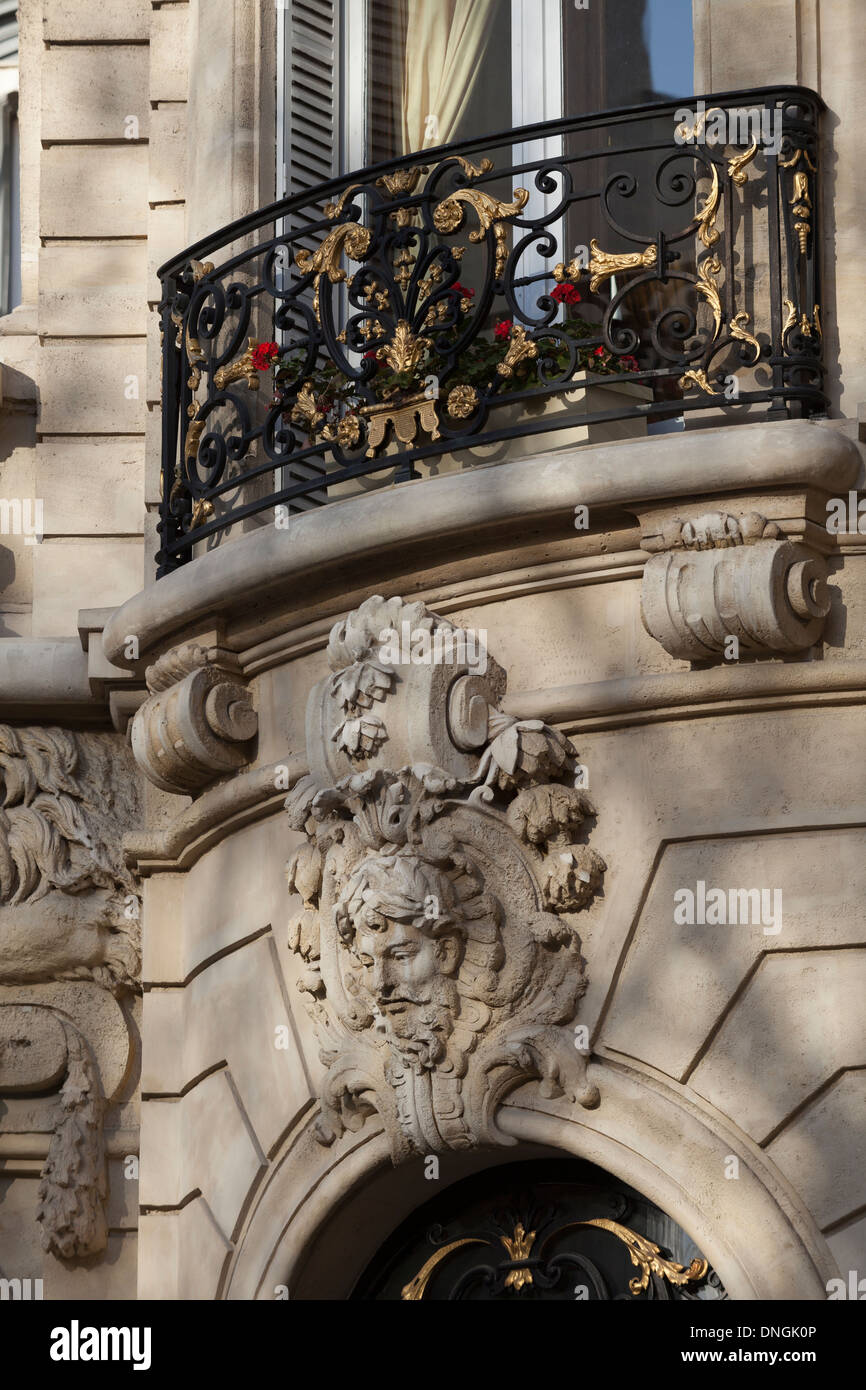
[157,87,824,575]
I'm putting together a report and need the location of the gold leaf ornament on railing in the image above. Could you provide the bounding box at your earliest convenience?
[554,240,658,293]
[496,323,538,379]
[294,221,373,319]
[433,186,530,280]
[375,320,432,375]
[213,337,259,392]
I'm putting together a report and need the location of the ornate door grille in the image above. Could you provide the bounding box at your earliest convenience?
[351,1158,727,1301]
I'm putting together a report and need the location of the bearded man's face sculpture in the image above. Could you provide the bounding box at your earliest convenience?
[336,854,467,1070]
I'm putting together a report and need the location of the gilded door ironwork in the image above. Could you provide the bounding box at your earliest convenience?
[351,1158,727,1301]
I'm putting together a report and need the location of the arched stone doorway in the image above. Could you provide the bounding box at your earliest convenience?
[225,1059,834,1300]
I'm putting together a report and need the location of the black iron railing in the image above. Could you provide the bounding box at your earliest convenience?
[157,87,825,574]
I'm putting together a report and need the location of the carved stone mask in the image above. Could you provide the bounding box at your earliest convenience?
[336,852,466,1069]
[287,598,605,1159]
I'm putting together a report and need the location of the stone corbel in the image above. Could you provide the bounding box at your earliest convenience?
[640,511,831,661]
[0,1005,108,1258]
[130,640,257,795]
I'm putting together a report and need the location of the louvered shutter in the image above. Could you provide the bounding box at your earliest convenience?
[281,0,341,213]
[0,0,17,65]
[278,0,343,508]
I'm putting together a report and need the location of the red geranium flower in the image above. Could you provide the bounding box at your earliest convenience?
[620,355,639,371]
[252,341,279,371]
[552,283,581,305]
[452,282,475,299]
[494,319,512,340]
[593,346,606,357]
[363,348,380,361]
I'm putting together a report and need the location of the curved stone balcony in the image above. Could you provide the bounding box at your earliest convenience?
[156,86,825,576]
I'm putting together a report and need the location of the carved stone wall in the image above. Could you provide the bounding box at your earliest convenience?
[116,392,863,1303]
[0,725,142,1284]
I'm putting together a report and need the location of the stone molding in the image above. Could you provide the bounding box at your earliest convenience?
[223,1055,834,1301]
[641,510,831,660]
[102,419,861,667]
[119,655,866,875]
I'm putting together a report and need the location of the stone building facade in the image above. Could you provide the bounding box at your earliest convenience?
[0,0,863,1302]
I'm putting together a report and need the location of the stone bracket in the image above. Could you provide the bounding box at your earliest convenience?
[130,639,257,795]
[640,511,831,660]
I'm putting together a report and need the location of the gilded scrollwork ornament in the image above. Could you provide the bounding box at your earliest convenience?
[294,221,373,320]
[728,138,758,185]
[399,1216,711,1299]
[433,186,530,280]
[496,324,539,379]
[554,240,658,294]
[213,337,259,392]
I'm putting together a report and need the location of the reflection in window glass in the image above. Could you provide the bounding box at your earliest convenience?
[644,0,695,102]
[564,0,693,115]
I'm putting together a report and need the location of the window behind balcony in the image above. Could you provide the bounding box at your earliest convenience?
[275,0,699,434]
[278,0,694,194]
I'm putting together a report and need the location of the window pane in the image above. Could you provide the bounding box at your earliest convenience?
[367,0,512,162]
[564,0,694,115]
[561,1,696,416]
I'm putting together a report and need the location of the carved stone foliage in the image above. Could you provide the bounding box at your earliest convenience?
[131,640,257,795]
[0,1005,108,1257]
[310,594,502,781]
[641,511,831,660]
[0,725,141,994]
[287,597,605,1162]
[0,724,142,1259]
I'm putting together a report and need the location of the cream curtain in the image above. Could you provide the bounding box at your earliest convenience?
[399,0,500,155]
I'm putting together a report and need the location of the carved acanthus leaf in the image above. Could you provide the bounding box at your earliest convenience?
[35,1020,107,1259]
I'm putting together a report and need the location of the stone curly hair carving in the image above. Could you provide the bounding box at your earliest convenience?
[334,848,505,1001]
[0,724,142,992]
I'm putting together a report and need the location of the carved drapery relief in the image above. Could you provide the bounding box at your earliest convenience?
[640,511,831,660]
[0,725,142,1258]
[131,640,257,795]
[287,596,605,1162]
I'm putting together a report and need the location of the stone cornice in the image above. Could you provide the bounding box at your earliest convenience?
[505,658,866,731]
[126,659,866,874]
[103,419,862,667]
